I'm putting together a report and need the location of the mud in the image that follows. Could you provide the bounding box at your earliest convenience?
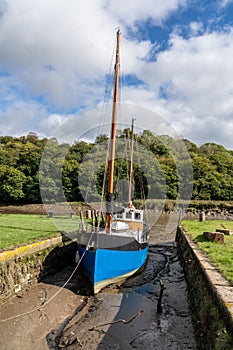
[0,215,197,349]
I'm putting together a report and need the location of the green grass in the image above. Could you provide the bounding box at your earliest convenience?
[182,220,233,285]
[0,214,81,250]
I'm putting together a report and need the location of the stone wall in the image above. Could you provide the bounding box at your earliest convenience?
[0,236,77,301]
[176,226,233,350]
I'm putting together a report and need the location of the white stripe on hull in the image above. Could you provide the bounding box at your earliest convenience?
[94,267,140,294]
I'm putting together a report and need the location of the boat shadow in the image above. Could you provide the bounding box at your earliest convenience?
[44,245,167,349]
[38,232,93,297]
[95,292,151,349]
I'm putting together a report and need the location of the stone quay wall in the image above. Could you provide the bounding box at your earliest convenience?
[0,234,77,301]
[176,226,233,349]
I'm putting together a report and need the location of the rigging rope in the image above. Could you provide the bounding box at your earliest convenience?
[81,32,118,217]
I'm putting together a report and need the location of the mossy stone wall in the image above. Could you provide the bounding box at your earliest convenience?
[176,226,233,350]
[0,241,77,301]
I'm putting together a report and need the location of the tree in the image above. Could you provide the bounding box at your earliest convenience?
[0,165,26,202]
[62,159,82,201]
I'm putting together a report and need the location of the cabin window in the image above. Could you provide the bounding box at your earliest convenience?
[117,213,123,219]
[135,212,141,220]
[126,212,132,219]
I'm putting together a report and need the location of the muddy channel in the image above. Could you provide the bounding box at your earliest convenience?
[0,215,197,349]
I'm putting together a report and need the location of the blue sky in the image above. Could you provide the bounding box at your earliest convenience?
[1,0,233,147]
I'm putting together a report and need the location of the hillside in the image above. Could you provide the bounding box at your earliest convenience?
[1,132,233,204]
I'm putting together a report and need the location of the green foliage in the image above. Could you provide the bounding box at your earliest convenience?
[181,219,233,349]
[182,220,233,285]
[1,132,233,204]
[0,165,26,202]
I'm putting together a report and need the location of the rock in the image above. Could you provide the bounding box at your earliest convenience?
[203,231,224,243]
[216,229,233,236]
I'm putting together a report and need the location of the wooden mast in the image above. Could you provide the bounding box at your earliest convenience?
[106,28,121,232]
[128,118,135,207]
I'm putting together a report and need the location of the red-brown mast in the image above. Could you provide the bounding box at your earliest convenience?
[106,28,121,232]
[128,118,135,207]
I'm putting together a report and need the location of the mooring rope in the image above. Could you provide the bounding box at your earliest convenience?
[0,232,94,323]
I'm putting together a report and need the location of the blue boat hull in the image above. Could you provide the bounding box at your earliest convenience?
[78,245,149,293]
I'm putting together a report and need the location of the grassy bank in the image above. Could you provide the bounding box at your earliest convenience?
[182,220,233,285]
[0,214,80,250]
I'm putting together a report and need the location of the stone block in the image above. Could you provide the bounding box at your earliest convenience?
[199,211,205,221]
[203,231,224,243]
[216,229,233,236]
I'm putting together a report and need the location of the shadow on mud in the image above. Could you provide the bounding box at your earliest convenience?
[45,241,196,349]
[39,235,93,297]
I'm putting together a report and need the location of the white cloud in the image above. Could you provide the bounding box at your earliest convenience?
[0,1,121,109]
[0,0,186,110]
[220,0,233,8]
[137,30,233,136]
[106,0,186,26]
[1,0,233,149]
[189,22,204,36]
[37,113,69,137]
[0,100,47,136]
[156,31,233,115]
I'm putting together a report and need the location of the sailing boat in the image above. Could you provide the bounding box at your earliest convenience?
[76,29,150,294]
